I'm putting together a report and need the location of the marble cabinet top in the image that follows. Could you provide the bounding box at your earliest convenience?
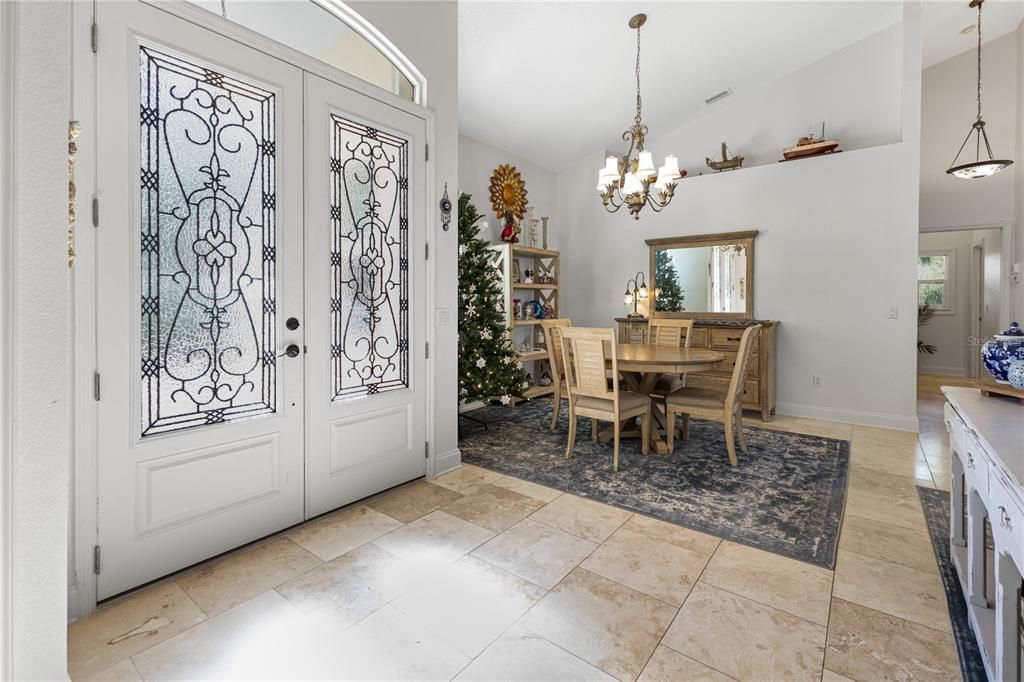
[614,318,775,327]
[943,387,1024,487]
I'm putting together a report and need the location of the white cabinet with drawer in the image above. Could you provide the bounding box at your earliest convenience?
[943,387,1024,682]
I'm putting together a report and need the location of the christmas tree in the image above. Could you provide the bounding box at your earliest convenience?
[458,192,531,404]
[654,249,686,312]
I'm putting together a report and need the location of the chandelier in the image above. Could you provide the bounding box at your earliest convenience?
[597,14,684,219]
[946,0,1013,179]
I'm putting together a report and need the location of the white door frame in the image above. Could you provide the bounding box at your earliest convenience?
[70,0,437,620]
[0,0,15,671]
[969,242,984,378]
[919,222,1014,330]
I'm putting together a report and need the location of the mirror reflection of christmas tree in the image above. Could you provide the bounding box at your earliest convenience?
[654,250,686,312]
[459,193,531,405]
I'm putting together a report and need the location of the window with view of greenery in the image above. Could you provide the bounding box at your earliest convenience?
[917,252,952,311]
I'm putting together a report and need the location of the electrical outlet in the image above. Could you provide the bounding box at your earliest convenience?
[812,375,823,388]
[435,308,450,325]
[887,306,899,319]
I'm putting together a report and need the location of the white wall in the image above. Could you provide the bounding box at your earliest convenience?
[458,134,558,247]
[920,31,1018,231]
[7,1,72,678]
[1016,18,1024,324]
[348,1,460,471]
[555,16,921,430]
[657,22,903,178]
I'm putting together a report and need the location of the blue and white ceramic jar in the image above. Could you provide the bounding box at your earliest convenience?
[981,322,1024,384]
[1009,360,1024,391]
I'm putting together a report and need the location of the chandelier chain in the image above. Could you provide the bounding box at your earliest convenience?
[634,24,642,126]
[975,2,982,121]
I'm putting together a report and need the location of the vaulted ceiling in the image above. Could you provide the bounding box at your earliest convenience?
[458,1,1023,172]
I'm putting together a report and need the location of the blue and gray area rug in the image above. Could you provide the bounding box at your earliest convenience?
[918,487,987,681]
[459,399,850,569]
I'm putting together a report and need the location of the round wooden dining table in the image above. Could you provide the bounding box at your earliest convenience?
[602,342,726,454]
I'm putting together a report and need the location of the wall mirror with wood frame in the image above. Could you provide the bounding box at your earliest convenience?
[646,230,757,320]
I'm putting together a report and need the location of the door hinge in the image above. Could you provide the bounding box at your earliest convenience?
[425,143,429,162]
[425,341,429,359]
[90,21,98,54]
[93,371,101,401]
[425,242,429,260]
[424,441,429,459]
[93,545,101,574]
[91,196,99,228]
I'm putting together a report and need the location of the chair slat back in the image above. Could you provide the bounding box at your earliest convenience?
[560,327,617,401]
[540,319,572,381]
[726,325,760,409]
[648,318,695,348]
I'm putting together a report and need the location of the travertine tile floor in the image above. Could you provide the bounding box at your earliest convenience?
[69,381,967,681]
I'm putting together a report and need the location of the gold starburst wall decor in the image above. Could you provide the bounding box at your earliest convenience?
[489,164,528,222]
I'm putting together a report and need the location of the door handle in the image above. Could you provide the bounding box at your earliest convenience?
[279,344,301,358]
[286,317,300,331]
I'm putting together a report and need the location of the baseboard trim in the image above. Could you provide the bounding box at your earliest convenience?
[917,365,968,377]
[775,402,920,433]
[433,448,461,478]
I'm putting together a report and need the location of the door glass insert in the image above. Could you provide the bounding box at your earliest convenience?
[330,114,409,400]
[140,45,277,436]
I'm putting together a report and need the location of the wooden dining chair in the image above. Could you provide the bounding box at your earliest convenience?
[664,325,760,467]
[540,318,572,431]
[649,318,695,398]
[559,327,651,471]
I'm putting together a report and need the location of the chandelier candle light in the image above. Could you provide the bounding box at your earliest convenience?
[597,13,684,219]
[946,0,1013,179]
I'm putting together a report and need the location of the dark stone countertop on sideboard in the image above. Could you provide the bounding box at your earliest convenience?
[614,317,776,327]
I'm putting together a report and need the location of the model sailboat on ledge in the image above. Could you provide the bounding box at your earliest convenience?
[781,122,841,161]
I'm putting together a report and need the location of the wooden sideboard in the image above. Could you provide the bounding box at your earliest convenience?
[943,387,1024,681]
[615,317,777,421]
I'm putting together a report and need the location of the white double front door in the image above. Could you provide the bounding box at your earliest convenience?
[94,2,427,599]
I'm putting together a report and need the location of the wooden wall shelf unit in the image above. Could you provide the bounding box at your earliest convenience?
[616,317,777,421]
[488,243,561,402]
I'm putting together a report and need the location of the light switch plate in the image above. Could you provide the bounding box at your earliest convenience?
[435,308,450,325]
[887,306,899,319]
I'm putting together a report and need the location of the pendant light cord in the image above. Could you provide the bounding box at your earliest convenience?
[976,1,982,121]
[630,23,638,125]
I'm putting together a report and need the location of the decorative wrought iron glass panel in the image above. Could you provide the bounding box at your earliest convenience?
[330,114,409,400]
[139,45,277,436]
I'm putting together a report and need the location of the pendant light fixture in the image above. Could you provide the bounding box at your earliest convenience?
[596,14,684,219]
[946,0,1013,179]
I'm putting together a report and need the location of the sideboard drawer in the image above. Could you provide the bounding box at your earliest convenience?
[944,402,962,453]
[709,350,759,379]
[961,430,989,496]
[684,327,708,348]
[710,327,760,352]
[989,467,1024,572]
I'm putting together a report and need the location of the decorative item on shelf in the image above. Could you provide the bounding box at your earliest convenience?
[440,182,452,231]
[981,322,1024,383]
[946,0,1013,179]
[525,300,543,320]
[622,270,649,319]
[706,141,744,172]
[538,370,553,387]
[520,339,533,353]
[525,206,538,247]
[512,298,522,320]
[541,216,549,249]
[540,303,555,320]
[499,215,519,244]
[490,163,529,223]
[512,259,521,283]
[523,269,534,284]
[781,123,840,161]
[595,14,685,220]
[1009,359,1024,391]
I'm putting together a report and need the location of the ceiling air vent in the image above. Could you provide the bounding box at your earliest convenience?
[704,88,733,105]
